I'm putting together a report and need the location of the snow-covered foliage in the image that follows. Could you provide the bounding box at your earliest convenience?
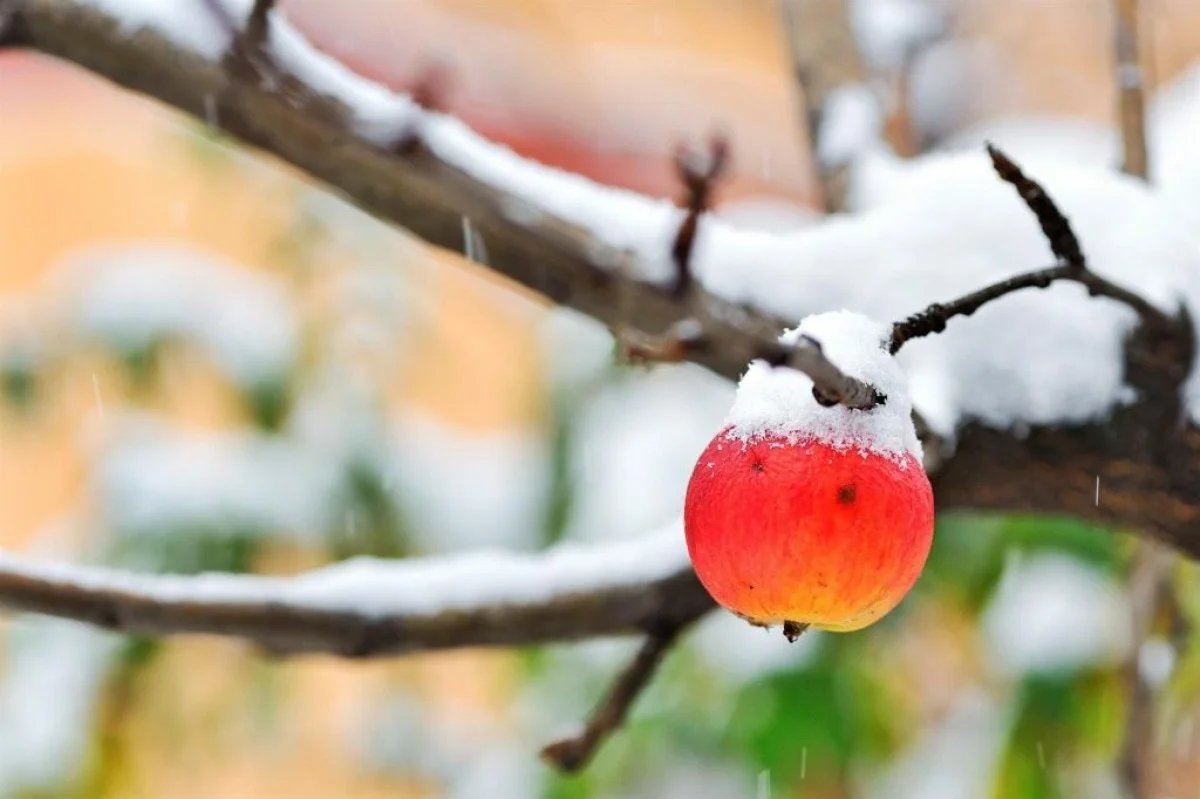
[93,415,337,543]
[0,620,122,795]
[61,242,299,392]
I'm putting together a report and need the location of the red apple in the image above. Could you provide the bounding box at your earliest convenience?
[683,311,935,634]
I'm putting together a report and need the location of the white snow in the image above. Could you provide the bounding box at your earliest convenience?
[0,522,688,618]
[726,311,922,460]
[83,0,230,59]
[0,620,122,796]
[75,0,1200,441]
[981,552,1130,675]
[93,415,336,543]
[850,0,945,73]
[386,411,551,553]
[818,84,885,169]
[565,366,733,544]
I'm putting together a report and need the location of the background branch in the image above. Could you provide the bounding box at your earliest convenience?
[0,542,714,658]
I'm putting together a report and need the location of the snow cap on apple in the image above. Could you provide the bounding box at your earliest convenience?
[684,310,934,635]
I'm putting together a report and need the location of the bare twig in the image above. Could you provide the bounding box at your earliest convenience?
[890,145,1177,352]
[197,0,273,68]
[670,134,729,299]
[763,334,885,410]
[1115,0,1149,179]
[541,621,691,772]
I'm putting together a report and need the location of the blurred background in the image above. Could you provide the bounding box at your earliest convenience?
[3,0,1200,796]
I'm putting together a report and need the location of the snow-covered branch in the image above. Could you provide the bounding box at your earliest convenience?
[0,529,711,656]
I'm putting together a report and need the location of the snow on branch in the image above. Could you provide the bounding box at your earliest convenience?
[0,527,711,657]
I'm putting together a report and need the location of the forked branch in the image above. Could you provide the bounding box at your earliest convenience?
[889,144,1178,353]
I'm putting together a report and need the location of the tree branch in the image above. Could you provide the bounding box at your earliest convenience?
[540,621,690,772]
[890,144,1179,352]
[0,537,714,658]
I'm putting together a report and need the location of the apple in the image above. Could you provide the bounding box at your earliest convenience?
[684,311,934,636]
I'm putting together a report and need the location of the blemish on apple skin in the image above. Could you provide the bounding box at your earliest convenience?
[837,484,857,505]
[751,459,765,473]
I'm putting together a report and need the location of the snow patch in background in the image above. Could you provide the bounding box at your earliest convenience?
[692,611,821,684]
[565,365,731,544]
[981,552,1130,675]
[61,242,299,391]
[94,415,336,543]
[864,688,1008,799]
[0,620,121,796]
[819,84,884,169]
[851,0,945,72]
[388,411,551,553]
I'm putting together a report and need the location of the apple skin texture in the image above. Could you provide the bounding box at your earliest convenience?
[684,429,935,632]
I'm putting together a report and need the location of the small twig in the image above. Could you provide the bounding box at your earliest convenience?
[393,60,454,155]
[198,0,284,116]
[198,0,274,63]
[988,145,1086,270]
[540,622,689,772]
[617,319,705,367]
[670,134,729,298]
[890,145,1176,353]
[762,335,885,410]
[1115,0,1149,179]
